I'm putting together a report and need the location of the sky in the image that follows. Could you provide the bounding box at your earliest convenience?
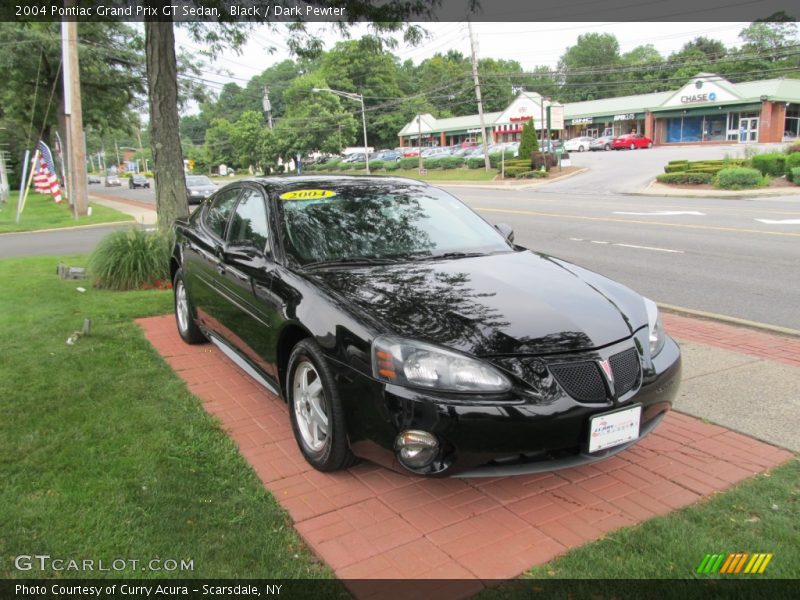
[174,21,754,112]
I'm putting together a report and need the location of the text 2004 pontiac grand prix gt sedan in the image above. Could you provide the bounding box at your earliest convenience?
[171,176,681,477]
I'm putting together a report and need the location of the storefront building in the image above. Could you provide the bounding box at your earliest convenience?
[398,74,800,148]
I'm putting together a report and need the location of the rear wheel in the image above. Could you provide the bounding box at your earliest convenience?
[604,143,611,151]
[173,269,206,344]
[578,145,585,152]
[630,143,636,150]
[287,340,357,472]
[647,142,653,149]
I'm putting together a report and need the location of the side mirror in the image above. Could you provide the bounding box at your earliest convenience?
[495,223,514,243]
[225,242,266,262]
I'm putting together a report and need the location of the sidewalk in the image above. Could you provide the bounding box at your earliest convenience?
[89,194,157,225]
[138,311,795,591]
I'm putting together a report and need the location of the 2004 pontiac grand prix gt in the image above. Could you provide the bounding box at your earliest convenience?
[171,176,681,477]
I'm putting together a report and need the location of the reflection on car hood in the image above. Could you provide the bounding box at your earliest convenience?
[308,250,647,356]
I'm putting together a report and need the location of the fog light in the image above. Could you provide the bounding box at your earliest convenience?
[394,430,439,469]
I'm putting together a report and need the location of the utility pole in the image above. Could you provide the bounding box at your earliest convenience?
[114,139,121,169]
[417,114,423,171]
[262,86,273,129]
[468,20,491,171]
[62,20,88,216]
[136,127,148,172]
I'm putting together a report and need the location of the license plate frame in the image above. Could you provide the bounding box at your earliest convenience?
[588,404,642,453]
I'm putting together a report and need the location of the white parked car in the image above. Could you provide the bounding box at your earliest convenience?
[563,136,596,152]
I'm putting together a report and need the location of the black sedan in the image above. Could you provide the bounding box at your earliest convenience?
[171,176,681,477]
[129,174,150,189]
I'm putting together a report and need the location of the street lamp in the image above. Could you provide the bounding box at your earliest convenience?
[312,87,370,174]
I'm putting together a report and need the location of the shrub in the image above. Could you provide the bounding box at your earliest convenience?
[667,159,690,165]
[791,167,800,185]
[337,163,350,171]
[713,167,766,190]
[440,156,464,169]
[384,161,400,171]
[518,120,539,160]
[349,161,366,170]
[785,153,800,181]
[89,228,172,291]
[656,172,714,185]
[399,157,418,170]
[369,160,385,170]
[664,164,688,173]
[423,158,444,169]
[503,166,530,178]
[518,170,547,179]
[466,157,485,169]
[750,153,786,177]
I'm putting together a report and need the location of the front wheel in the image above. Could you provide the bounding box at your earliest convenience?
[630,143,636,150]
[578,145,585,152]
[604,143,611,151]
[173,268,206,344]
[647,142,653,148]
[287,340,357,472]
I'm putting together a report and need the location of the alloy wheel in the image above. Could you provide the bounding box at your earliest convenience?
[293,360,329,453]
[176,281,189,334]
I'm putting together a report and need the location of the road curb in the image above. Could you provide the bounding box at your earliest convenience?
[629,180,800,199]
[659,303,800,339]
[0,219,135,236]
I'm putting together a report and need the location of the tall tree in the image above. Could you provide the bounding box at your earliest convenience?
[558,33,622,101]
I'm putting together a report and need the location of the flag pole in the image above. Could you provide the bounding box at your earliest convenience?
[16,149,30,223]
[17,149,39,223]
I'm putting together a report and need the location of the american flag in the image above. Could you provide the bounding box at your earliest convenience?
[33,140,62,204]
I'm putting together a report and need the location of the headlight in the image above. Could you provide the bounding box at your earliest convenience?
[372,335,511,393]
[190,190,201,195]
[643,297,666,358]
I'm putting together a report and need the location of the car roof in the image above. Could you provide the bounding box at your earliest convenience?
[246,174,431,192]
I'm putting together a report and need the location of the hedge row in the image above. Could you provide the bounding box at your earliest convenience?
[713,167,767,190]
[656,172,714,185]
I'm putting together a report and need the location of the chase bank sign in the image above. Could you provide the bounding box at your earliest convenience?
[680,91,718,104]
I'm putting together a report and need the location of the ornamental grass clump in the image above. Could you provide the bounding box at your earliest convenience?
[89,227,172,291]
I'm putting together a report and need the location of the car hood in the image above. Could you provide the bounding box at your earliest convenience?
[308,250,648,356]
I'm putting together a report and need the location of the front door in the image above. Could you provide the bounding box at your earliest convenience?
[739,117,759,143]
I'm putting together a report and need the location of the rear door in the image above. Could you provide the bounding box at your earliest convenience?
[184,186,243,335]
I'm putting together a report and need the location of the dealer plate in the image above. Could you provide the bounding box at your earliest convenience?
[588,405,642,453]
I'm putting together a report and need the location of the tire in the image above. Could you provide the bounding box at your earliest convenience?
[604,143,611,151]
[647,142,653,149]
[578,145,584,152]
[287,339,357,472]
[173,268,206,344]
[630,143,636,150]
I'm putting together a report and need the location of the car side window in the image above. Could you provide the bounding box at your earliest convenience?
[227,189,270,251]
[204,188,240,239]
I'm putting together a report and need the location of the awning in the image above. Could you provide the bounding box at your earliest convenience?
[653,103,762,119]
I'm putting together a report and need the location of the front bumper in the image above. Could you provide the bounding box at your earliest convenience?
[335,333,681,477]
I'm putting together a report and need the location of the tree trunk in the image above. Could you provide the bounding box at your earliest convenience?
[144,20,187,232]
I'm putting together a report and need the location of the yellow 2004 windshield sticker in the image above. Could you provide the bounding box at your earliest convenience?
[279,189,337,201]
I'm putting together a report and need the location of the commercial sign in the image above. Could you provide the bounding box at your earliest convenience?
[680,92,718,104]
[570,117,592,125]
[614,113,636,121]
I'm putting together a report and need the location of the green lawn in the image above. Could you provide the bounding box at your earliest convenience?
[0,256,334,580]
[0,192,132,233]
[481,458,798,597]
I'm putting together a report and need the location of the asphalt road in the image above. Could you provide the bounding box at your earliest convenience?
[442,144,800,330]
[0,224,135,258]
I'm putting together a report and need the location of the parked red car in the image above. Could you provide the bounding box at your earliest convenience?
[612,134,653,150]
[402,147,421,157]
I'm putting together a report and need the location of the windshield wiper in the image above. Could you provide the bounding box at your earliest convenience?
[302,256,401,270]
[415,251,488,261]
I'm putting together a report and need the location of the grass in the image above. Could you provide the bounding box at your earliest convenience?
[481,459,799,596]
[0,256,335,580]
[0,192,133,234]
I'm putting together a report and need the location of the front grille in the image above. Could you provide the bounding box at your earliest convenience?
[549,362,606,403]
[549,347,641,403]
[609,347,640,396]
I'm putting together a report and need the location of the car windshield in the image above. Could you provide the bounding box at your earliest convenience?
[277,182,512,266]
[186,176,213,186]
